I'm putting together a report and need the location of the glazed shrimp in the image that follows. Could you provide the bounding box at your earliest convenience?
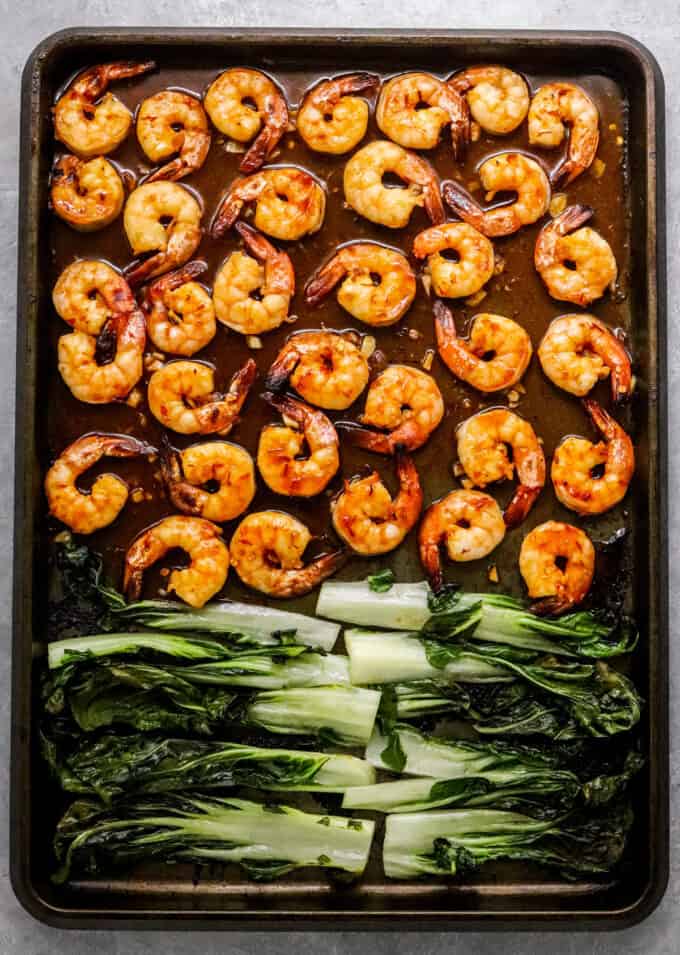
[412,222,494,299]
[54,60,156,158]
[124,181,202,286]
[340,365,444,454]
[213,222,295,335]
[124,515,229,608]
[297,72,380,154]
[538,314,631,403]
[147,358,256,435]
[443,152,550,237]
[528,82,599,186]
[419,490,506,590]
[449,66,530,135]
[343,140,445,229]
[257,392,340,497]
[304,242,416,327]
[376,72,470,160]
[50,155,124,231]
[211,166,325,242]
[204,68,289,174]
[551,399,634,516]
[53,260,133,336]
[45,433,154,535]
[160,440,256,522]
[136,90,211,182]
[265,331,369,411]
[230,510,345,598]
[519,520,595,615]
[331,453,423,556]
[142,261,216,356]
[456,408,546,527]
[534,205,617,307]
[433,299,532,393]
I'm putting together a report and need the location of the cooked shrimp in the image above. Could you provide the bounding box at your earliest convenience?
[213,222,295,335]
[54,60,156,158]
[147,358,256,435]
[456,408,545,527]
[534,204,617,307]
[204,68,289,174]
[449,66,530,135]
[257,392,339,497]
[297,73,379,154]
[419,490,506,590]
[343,140,445,229]
[211,166,325,241]
[230,510,345,597]
[528,82,599,186]
[136,90,211,182]
[443,152,550,237]
[433,299,532,393]
[160,439,256,522]
[376,72,470,159]
[124,181,202,286]
[53,260,132,336]
[142,261,215,356]
[538,314,632,402]
[304,242,416,327]
[519,520,595,615]
[412,222,494,299]
[340,364,444,454]
[265,331,369,411]
[45,433,154,535]
[551,399,634,516]
[331,452,423,555]
[50,155,124,231]
[124,515,229,608]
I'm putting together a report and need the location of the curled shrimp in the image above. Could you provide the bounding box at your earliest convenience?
[257,392,340,497]
[136,90,211,182]
[376,72,470,160]
[211,166,325,242]
[433,299,532,393]
[537,314,632,402]
[331,453,423,556]
[519,520,595,615]
[419,490,506,590]
[54,60,156,158]
[213,222,295,335]
[230,510,345,598]
[339,364,444,454]
[528,82,599,186]
[412,222,494,299]
[147,358,256,435]
[297,72,379,154]
[142,261,216,356]
[534,204,617,307]
[124,515,229,608]
[456,408,546,527]
[160,439,256,523]
[45,433,154,535]
[123,181,203,286]
[53,260,132,336]
[204,68,289,174]
[449,66,530,135]
[443,152,550,237]
[304,242,416,327]
[343,140,445,229]
[551,399,634,516]
[50,155,124,232]
[265,331,369,411]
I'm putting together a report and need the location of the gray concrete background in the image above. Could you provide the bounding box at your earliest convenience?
[1,2,677,952]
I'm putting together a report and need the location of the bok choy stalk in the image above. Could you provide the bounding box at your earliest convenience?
[317,580,637,658]
[53,794,375,884]
[42,732,375,803]
[382,803,633,879]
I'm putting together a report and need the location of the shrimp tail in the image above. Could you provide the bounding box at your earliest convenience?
[148,260,208,297]
[158,435,203,516]
[504,485,542,529]
[530,594,574,617]
[261,389,306,425]
[210,188,245,238]
[123,562,144,602]
[442,179,482,222]
[424,181,446,226]
[227,357,258,404]
[337,421,393,454]
[341,72,381,96]
[146,157,187,184]
[125,253,165,289]
[234,221,276,261]
[79,60,156,101]
[418,520,445,593]
[240,97,289,174]
[449,92,471,163]
[304,256,347,306]
[433,297,457,338]
[553,203,593,236]
[264,346,300,393]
